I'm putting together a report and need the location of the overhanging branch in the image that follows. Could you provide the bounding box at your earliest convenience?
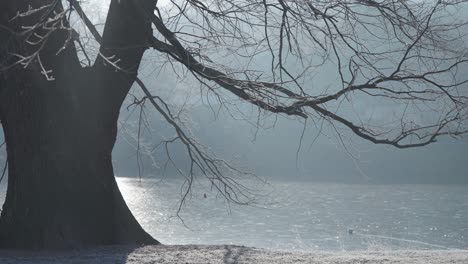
[71,0,468,150]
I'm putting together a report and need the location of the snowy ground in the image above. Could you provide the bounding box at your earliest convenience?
[1,245,468,264]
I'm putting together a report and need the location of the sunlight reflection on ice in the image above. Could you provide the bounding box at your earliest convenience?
[115,177,468,251]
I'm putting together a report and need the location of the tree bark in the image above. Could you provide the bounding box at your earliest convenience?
[0,0,158,249]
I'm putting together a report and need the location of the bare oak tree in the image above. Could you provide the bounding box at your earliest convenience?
[0,0,467,249]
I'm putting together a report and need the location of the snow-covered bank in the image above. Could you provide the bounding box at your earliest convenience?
[1,245,467,264]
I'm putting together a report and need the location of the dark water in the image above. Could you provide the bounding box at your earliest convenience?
[1,178,467,251]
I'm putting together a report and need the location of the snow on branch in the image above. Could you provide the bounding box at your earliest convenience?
[0,0,75,80]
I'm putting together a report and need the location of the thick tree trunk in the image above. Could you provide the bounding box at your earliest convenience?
[0,0,159,249]
[0,70,158,249]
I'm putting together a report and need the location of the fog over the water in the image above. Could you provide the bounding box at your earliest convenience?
[111,62,468,184]
[112,100,468,184]
[2,96,466,184]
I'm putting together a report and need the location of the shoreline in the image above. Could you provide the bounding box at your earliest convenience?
[1,245,468,263]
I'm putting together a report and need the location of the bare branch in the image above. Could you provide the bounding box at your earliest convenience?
[70,0,258,208]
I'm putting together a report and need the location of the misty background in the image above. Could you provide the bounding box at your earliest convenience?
[1,0,468,186]
[111,92,468,185]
